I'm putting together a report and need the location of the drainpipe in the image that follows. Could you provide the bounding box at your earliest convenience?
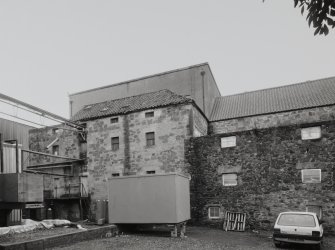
[201,70,206,115]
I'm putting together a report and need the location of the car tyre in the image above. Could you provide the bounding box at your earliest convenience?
[273,240,281,248]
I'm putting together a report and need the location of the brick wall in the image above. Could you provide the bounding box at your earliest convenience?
[186,121,335,233]
[210,105,335,134]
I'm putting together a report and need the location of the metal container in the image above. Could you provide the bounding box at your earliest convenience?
[108,173,190,224]
[0,173,43,202]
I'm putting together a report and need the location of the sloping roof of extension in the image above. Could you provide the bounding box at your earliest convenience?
[71,89,193,122]
[210,76,335,121]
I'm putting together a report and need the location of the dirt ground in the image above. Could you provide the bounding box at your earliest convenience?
[51,226,335,250]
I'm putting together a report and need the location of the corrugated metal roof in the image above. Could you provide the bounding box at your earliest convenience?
[71,89,193,122]
[210,76,335,121]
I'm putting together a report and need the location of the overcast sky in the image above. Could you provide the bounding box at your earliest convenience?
[0,0,334,126]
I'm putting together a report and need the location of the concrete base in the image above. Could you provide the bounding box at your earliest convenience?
[0,224,117,250]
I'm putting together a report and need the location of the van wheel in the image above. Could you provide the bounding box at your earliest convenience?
[274,241,281,248]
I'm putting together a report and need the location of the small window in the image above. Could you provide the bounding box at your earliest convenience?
[100,107,109,112]
[111,137,119,151]
[146,132,155,146]
[52,128,59,135]
[110,117,119,124]
[208,207,220,219]
[145,111,154,118]
[301,127,321,140]
[302,169,321,183]
[112,173,120,177]
[221,136,236,148]
[52,145,59,156]
[146,170,156,174]
[222,173,237,186]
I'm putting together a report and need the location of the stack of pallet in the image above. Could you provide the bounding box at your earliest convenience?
[223,211,246,232]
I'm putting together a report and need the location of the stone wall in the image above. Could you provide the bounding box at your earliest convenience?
[86,103,201,201]
[29,126,81,164]
[210,105,335,134]
[192,106,208,137]
[186,121,335,233]
[28,126,85,220]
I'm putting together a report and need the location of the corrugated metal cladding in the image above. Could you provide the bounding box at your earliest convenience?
[7,209,22,226]
[0,118,34,149]
[2,143,22,173]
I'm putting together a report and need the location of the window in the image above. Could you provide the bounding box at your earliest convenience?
[52,128,59,135]
[112,173,120,177]
[221,136,236,148]
[145,111,154,118]
[277,214,316,227]
[52,145,59,156]
[301,127,321,140]
[208,207,220,219]
[110,117,119,124]
[222,173,237,186]
[146,170,156,174]
[302,169,321,183]
[111,137,119,151]
[146,132,155,146]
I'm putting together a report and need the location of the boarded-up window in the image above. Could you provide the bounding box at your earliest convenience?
[111,137,119,151]
[146,132,155,146]
[302,169,321,183]
[301,127,321,140]
[208,207,220,219]
[221,136,236,148]
[222,173,237,186]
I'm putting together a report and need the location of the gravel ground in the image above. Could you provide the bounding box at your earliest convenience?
[51,226,335,250]
[0,223,98,244]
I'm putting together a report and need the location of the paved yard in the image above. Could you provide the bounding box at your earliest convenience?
[52,226,335,250]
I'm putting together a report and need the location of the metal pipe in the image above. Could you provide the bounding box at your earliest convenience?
[23,169,73,177]
[22,149,81,161]
[26,160,83,168]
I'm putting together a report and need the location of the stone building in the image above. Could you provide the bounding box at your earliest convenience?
[71,89,207,201]
[186,76,335,232]
[28,63,335,232]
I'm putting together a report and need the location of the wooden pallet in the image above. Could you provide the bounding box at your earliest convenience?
[223,211,246,232]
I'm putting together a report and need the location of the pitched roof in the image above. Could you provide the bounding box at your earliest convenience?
[210,76,335,121]
[71,89,193,121]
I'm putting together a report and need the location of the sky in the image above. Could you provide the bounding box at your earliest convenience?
[0,0,334,126]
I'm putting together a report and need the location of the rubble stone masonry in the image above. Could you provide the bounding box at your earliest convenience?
[86,104,208,201]
[210,105,335,134]
[186,120,335,233]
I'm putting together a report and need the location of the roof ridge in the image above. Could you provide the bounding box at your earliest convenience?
[218,76,335,99]
[69,62,209,96]
[82,89,186,108]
